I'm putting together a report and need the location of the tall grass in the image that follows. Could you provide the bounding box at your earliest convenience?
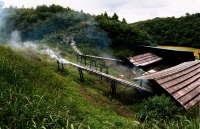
[0,46,72,128]
[0,45,141,128]
[0,45,199,128]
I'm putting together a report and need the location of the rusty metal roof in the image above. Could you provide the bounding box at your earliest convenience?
[128,53,162,66]
[135,60,200,109]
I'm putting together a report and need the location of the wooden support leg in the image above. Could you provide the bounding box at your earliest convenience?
[84,55,86,66]
[61,63,64,71]
[80,55,83,63]
[78,68,84,82]
[94,60,97,70]
[102,60,105,67]
[106,67,108,74]
[140,80,142,86]
[76,55,79,63]
[100,67,102,80]
[90,58,92,68]
[57,60,60,71]
[110,80,116,97]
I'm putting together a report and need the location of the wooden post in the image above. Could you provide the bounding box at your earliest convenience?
[140,80,142,86]
[84,55,86,66]
[80,55,83,63]
[78,68,84,82]
[94,60,97,70]
[90,60,92,68]
[57,60,60,71]
[100,67,102,80]
[106,67,108,74]
[110,80,116,97]
[76,54,79,62]
[61,63,64,71]
[89,58,92,68]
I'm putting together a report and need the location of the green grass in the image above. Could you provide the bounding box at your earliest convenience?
[0,45,199,129]
[0,45,140,128]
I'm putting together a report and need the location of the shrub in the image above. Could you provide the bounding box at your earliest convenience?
[138,94,182,121]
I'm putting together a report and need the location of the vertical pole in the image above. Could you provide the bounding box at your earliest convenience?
[78,68,84,82]
[100,67,102,80]
[106,67,108,74]
[94,60,97,70]
[61,63,64,71]
[90,60,92,68]
[57,60,60,71]
[110,80,116,97]
[76,54,79,63]
[140,80,142,86]
[84,55,86,66]
[80,55,83,64]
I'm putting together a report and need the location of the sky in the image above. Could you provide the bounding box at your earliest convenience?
[2,0,200,23]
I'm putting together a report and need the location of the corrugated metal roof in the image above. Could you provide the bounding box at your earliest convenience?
[128,53,162,66]
[135,60,200,109]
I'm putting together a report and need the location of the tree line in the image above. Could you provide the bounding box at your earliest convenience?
[0,5,199,58]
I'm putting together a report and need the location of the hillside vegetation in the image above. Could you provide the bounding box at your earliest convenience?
[0,45,199,128]
[0,4,199,128]
[0,45,142,128]
[132,13,200,48]
[1,6,199,57]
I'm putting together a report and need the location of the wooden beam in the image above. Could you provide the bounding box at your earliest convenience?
[110,80,117,97]
[78,68,84,82]
[57,60,60,71]
[100,67,102,80]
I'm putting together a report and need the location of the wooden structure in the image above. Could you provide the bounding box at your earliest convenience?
[57,59,153,93]
[135,60,200,109]
[127,53,162,67]
[138,46,195,65]
[71,38,123,65]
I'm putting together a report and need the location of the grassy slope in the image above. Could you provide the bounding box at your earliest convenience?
[0,45,199,129]
[0,45,139,128]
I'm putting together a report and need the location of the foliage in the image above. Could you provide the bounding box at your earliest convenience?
[0,45,142,128]
[95,15,151,57]
[138,94,182,121]
[132,13,200,48]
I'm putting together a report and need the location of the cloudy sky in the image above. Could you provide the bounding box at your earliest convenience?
[2,0,200,23]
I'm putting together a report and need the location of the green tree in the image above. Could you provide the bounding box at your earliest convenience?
[112,12,119,21]
[122,18,127,23]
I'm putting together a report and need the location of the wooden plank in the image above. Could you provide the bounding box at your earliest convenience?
[135,61,199,80]
[157,63,200,84]
[161,69,200,89]
[178,86,199,105]
[85,55,123,62]
[184,94,200,109]
[63,61,153,92]
[171,79,200,99]
[128,53,162,66]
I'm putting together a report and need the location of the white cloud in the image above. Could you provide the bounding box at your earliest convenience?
[2,0,200,23]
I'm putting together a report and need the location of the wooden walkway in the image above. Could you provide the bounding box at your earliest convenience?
[70,38,123,63]
[59,60,153,93]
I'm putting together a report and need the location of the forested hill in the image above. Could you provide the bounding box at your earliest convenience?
[131,13,200,48]
[0,5,199,58]
[0,5,151,58]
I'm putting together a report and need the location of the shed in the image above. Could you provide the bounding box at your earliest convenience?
[127,53,162,67]
[135,60,200,109]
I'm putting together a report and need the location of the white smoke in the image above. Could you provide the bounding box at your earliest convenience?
[10,30,22,48]
[41,49,59,60]
[8,30,70,64]
[41,49,70,64]
[23,41,38,50]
